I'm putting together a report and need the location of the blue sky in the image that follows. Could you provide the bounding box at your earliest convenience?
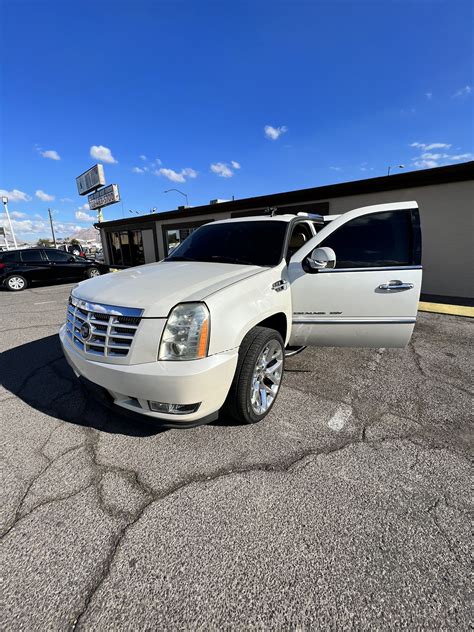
[1,0,473,241]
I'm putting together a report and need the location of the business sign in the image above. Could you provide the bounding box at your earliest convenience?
[76,164,105,196]
[88,184,120,210]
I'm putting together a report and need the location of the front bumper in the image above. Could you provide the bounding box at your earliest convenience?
[59,325,238,424]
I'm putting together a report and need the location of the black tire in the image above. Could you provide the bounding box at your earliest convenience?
[5,274,28,291]
[223,326,285,424]
[85,267,101,279]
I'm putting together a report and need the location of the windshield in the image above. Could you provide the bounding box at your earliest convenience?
[166,221,288,266]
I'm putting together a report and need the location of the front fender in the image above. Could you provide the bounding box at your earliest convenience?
[205,263,292,354]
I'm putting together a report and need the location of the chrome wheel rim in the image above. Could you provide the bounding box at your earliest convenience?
[250,339,283,415]
[8,276,25,290]
[89,268,100,277]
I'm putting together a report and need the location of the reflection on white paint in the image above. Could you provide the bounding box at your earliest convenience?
[328,404,352,431]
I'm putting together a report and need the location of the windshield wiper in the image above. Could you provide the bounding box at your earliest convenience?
[210,255,255,265]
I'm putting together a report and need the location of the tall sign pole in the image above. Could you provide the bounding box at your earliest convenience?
[48,208,57,247]
[1,196,18,249]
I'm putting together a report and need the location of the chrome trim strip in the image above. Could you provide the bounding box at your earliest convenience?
[70,294,143,317]
[292,318,416,325]
[318,265,422,273]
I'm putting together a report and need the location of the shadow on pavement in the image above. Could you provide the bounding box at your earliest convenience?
[1,334,167,437]
[2,334,240,435]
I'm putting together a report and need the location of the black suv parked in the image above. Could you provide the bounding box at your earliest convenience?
[0,248,108,291]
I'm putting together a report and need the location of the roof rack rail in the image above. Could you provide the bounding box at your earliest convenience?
[296,211,324,224]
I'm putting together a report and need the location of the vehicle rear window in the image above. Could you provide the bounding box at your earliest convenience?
[45,250,71,262]
[0,251,19,262]
[166,221,288,267]
[20,250,44,262]
[319,210,414,268]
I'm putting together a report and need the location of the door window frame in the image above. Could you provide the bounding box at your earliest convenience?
[298,207,422,274]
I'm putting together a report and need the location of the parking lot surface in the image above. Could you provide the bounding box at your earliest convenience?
[1,283,472,629]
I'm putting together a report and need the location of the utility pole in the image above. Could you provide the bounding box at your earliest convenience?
[48,208,57,247]
[1,196,18,249]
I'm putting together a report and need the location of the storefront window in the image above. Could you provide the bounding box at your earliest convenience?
[108,230,145,266]
[164,226,204,256]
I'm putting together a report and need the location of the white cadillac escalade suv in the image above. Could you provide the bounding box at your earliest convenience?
[60,201,422,426]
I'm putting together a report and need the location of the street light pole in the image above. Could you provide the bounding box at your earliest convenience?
[1,196,18,249]
[48,208,57,248]
[387,164,405,176]
[164,188,188,207]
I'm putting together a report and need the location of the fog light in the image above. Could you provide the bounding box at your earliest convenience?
[148,401,201,415]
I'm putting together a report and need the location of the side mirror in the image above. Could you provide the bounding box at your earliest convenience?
[307,246,336,270]
[68,255,76,262]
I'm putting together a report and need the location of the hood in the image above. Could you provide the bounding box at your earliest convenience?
[73,261,264,317]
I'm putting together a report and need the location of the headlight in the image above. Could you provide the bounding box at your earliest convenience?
[159,303,210,361]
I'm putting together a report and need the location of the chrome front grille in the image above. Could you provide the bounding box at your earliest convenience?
[66,295,143,357]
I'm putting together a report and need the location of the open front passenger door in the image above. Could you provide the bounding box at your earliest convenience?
[287,201,422,348]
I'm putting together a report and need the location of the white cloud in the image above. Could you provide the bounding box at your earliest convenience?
[75,210,96,222]
[132,166,145,173]
[182,168,197,178]
[139,154,147,161]
[330,166,342,171]
[90,145,118,164]
[157,167,198,182]
[410,142,451,150]
[411,145,474,168]
[77,202,90,211]
[211,161,241,178]
[425,92,432,100]
[210,163,233,178]
[40,149,61,161]
[0,211,90,239]
[158,168,186,183]
[10,211,27,218]
[413,159,438,168]
[264,125,288,140]
[35,189,55,202]
[60,197,73,202]
[0,188,32,202]
[450,153,474,160]
[452,85,472,98]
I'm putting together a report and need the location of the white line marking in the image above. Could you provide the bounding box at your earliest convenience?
[34,300,57,305]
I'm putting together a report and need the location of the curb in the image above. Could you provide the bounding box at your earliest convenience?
[418,302,474,318]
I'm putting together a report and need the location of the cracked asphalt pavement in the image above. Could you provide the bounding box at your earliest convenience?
[1,282,472,629]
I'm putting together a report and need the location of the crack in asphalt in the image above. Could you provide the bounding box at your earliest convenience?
[2,307,472,628]
[69,431,471,629]
[426,498,467,568]
[1,323,63,333]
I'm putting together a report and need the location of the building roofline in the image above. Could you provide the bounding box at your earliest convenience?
[96,161,474,229]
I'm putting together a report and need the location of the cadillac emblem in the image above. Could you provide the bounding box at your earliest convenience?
[80,322,91,341]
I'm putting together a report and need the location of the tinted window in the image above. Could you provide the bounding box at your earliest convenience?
[20,250,44,263]
[166,221,288,266]
[0,251,19,262]
[320,211,413,268]
[45,250,71,262]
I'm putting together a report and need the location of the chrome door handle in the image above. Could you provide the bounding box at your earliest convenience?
[378,280,414,292]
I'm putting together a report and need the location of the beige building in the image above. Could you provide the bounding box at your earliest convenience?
[97,161,474,302]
